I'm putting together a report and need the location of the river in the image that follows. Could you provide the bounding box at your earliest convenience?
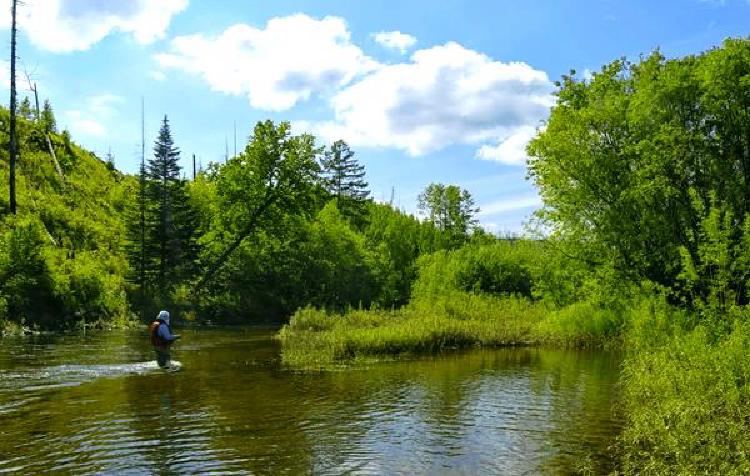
[0,327,622,475]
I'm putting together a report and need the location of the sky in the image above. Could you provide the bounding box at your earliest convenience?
[0,0,748,234]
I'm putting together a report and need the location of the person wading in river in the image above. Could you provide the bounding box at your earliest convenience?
[149,310,180,368]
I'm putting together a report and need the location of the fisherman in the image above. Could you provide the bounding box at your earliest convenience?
[149,310,180,368]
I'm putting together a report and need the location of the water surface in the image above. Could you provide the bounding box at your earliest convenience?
[0,328,621,474]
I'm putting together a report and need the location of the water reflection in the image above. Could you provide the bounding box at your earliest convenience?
[0,328,621,474]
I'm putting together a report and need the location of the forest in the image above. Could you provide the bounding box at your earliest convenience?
[4,36,750,474]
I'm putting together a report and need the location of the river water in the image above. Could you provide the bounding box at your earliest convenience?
[0,327,622,475]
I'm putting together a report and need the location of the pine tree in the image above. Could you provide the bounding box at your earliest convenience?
[41,99,56,133]
[321,140,371,227]
[147,116,182,292]
[101,147,115,171]
[125,156,149,294]
[127,115,200,297]
[18,97,33,120]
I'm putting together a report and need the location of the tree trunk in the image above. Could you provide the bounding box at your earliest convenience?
[193,192,276,295]
[9,0,17,214]
[45,133,64,181]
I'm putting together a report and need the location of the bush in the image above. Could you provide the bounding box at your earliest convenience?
[619,309,750,474]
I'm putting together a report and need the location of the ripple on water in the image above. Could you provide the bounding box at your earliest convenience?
[0,331,622,475]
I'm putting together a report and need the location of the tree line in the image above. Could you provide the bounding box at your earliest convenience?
[123,118,483,322]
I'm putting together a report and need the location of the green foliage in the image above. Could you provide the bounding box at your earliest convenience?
[528,38,750,318]
[125,116,199,314]
[0,117,133,328]
[18,96,33,120]
[0,217,55,324]
[278,294,546,368]
[41,99,55,133]
[210,120,321,238]
[619,305,750,475]
[412,241,538,300]
[321,140,371,227]
[364,201,444,307]
[192,120,324,319]
[297,202,378,310]
[417,183,479,248]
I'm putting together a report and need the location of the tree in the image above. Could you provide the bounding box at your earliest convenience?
[41,99,56,133]
[527,38,750,311]
[8,0,17,214]
[299,202,378,309]
[417,183,479,248]
[194,120,320,294]
[135,115,197,296]
[321,140,370,227]
[18,97,33,120]
[104,150,115,171]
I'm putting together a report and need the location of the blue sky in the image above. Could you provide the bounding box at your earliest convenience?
[0,0,748,233]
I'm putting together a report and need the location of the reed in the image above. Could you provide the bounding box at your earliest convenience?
[278,291,623,368]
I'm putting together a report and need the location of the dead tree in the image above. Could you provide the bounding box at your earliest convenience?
[8,0,17,214]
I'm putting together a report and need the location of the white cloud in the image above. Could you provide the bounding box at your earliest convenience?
[0,0,188,53]
[66,113,106,137]
[372,30,416,53]
[301,41,553,157]
[155,14,378,111]
[478,194,542,216]
[150,70,167,81]
[63,93,123,138]
[476,125,537,165]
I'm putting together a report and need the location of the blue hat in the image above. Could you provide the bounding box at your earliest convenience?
[158,310,170,325]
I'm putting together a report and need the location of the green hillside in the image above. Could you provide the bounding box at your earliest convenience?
[0,106,135,331]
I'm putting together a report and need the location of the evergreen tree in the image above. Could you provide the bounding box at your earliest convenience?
[41,99,56,133]
[127,115,199,297]
[125,154,149,301]
[321,140,371,227]
[18,97,33,120]
[104,149,116,171]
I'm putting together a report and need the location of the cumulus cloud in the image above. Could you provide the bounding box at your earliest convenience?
[372,30,416,53]
[63,93,123,138]
[302,41,553,157]
[155,14,378,111]
[476,125,537,165]
[0,0,188,53]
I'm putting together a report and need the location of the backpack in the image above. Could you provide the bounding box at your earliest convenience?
[149,321,169,348]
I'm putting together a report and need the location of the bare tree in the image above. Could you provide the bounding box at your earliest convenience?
[8,0,17,214]
[22,68,63,181]
[22,67,39,120]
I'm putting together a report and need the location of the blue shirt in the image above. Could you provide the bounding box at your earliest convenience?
[157,322,177,342]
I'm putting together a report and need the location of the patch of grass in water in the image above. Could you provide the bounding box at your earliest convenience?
[278,291,623,369]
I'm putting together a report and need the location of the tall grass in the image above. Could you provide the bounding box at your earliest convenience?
[616,302,750,474]
[278,291,624,368]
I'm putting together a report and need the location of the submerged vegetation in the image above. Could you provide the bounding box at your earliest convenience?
[3,29,750,474]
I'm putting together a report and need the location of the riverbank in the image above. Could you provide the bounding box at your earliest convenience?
[0,315,139,337]
[618,307,750,474]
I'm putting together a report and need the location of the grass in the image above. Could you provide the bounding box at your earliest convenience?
[277,291,623,369]
[616,304,750,475]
